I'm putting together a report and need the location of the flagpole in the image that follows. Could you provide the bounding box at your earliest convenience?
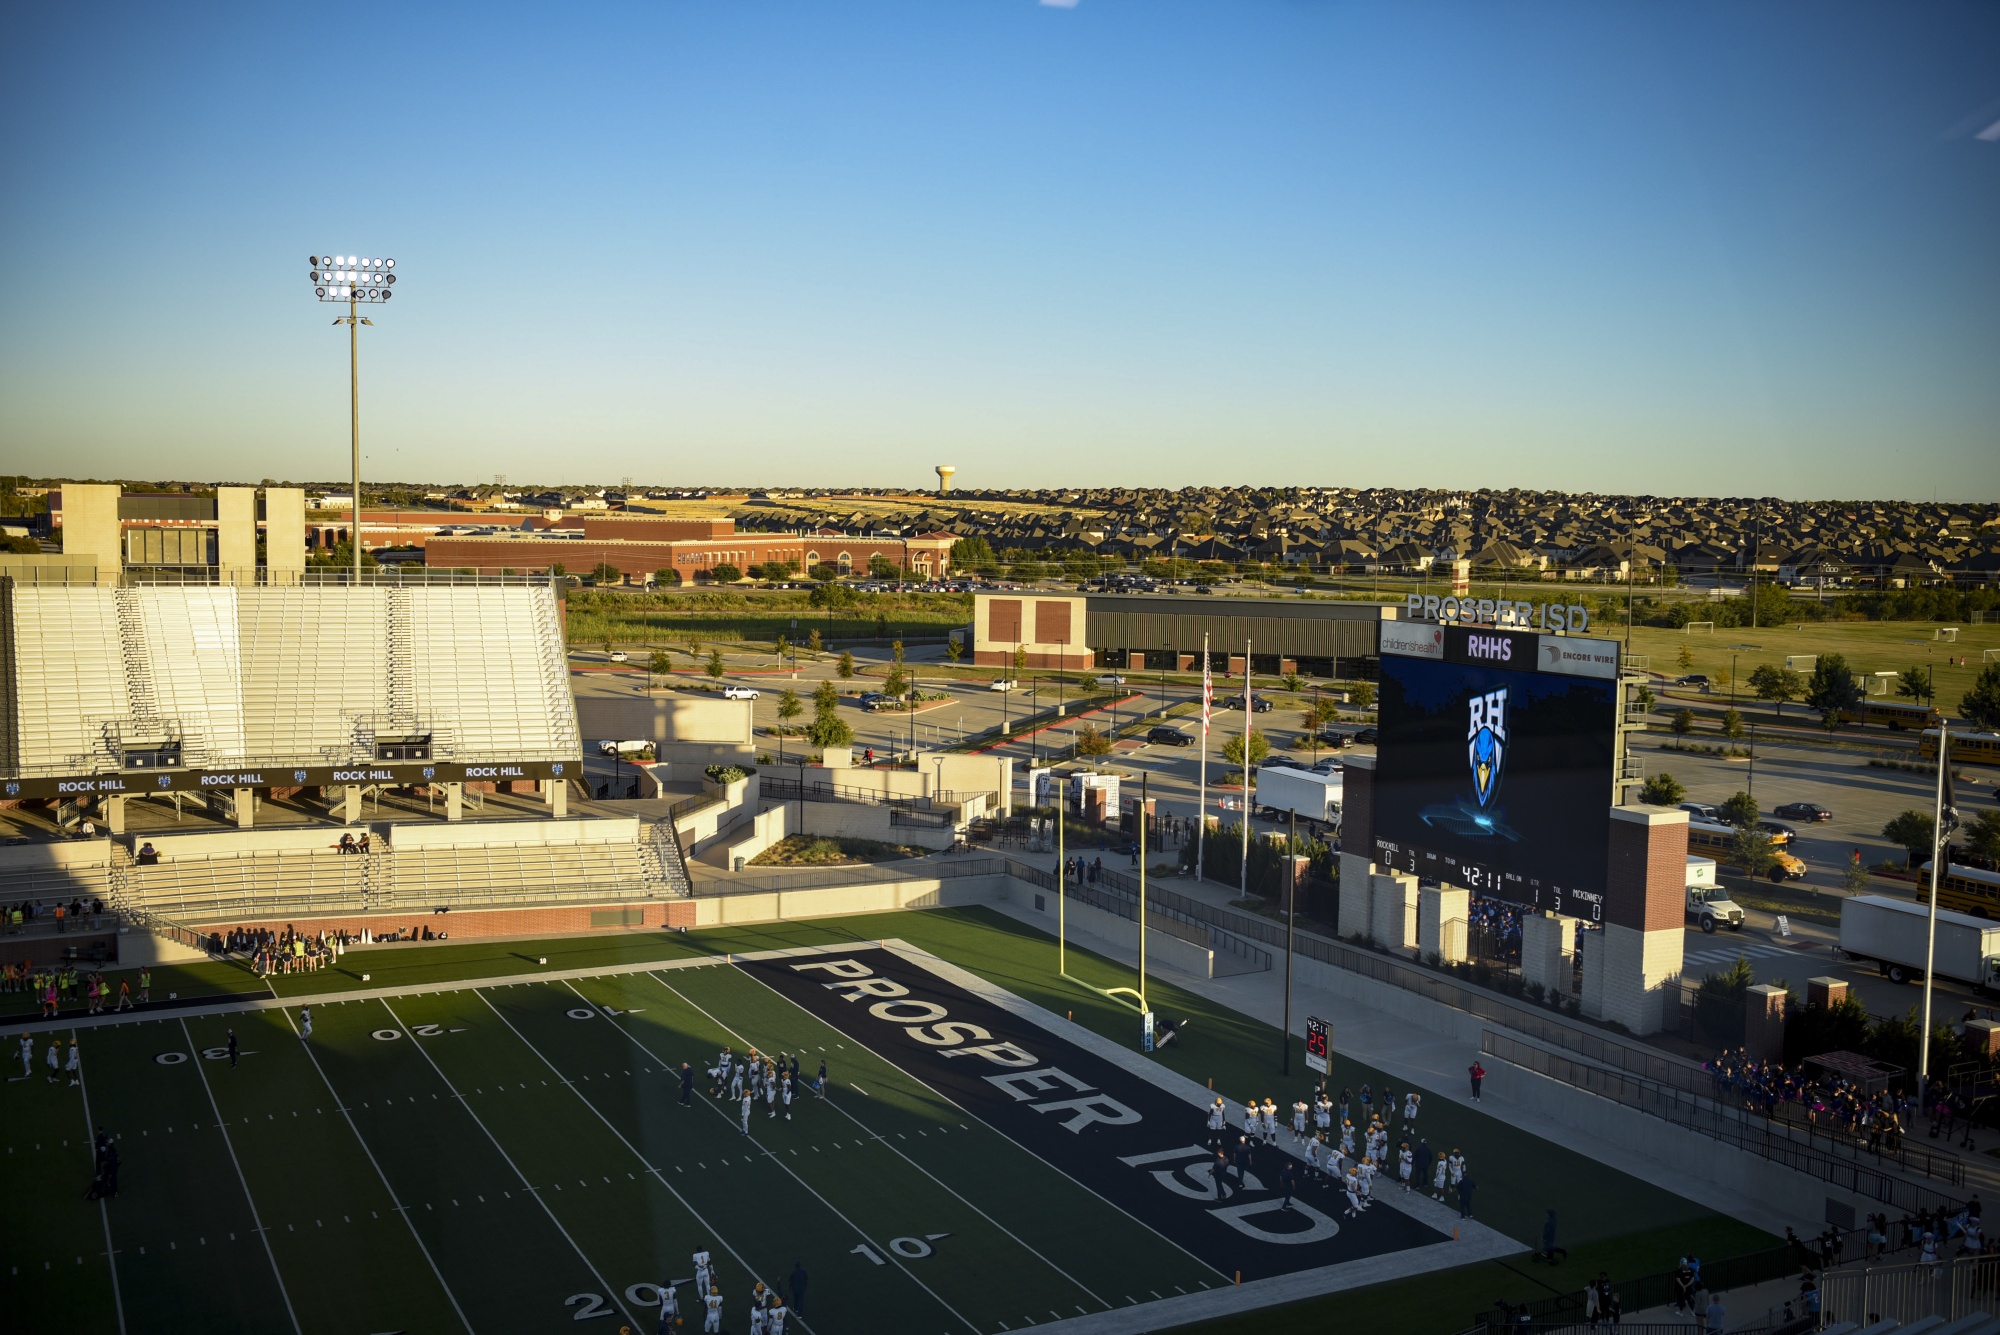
[1057,773,1067,981]
[1138,772,1149,1013]
[1197,633,1210,884]
[1919,722,1949,1090]
[1240,638,1252,899]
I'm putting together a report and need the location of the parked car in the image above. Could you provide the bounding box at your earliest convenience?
[721,685,760,700]
[607,650,629,663]
[1262,757,1306,770]
[1773,801,1832,822]
[1146,726,1193,747]
[1757,820,1798,844]
[1352,727,1378,744]
[1094,674,1128,687]
[1679,802,1721,821]
[1311,757,1344,774]
[856,691,887,707]
[598,739,650,756]
[988,679,1020,692]
[1674,674,1712,691]
[1316,728,1354,748]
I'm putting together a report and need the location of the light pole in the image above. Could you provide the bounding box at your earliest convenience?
[307,254,398,582]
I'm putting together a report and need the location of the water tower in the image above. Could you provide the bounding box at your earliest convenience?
[934,465,956,494]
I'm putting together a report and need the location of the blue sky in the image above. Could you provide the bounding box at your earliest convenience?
[2,2,1996,498]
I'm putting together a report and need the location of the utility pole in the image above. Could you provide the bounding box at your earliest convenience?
[1283,807,1297,1075]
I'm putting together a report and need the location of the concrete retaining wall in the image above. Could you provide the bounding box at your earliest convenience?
[997,879,1224,981]
[0,840,111,871]
[388,817,642,849]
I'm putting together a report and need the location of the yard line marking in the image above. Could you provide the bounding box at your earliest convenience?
[640,974,1113,1314]
[72,1034,127,1335]
[721,957,1230,1285]
[564,977,977,1335]
[178,1019,301,1335]
[379,996,636,1331]
[469,990,810,1335]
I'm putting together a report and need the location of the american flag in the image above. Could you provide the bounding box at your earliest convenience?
[1201,654,1212,734]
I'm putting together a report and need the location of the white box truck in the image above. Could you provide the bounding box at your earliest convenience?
[1255,765,1343,828]
[1838,894,2000,989]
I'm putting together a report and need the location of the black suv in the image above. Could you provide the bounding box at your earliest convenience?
[1147,726,1193,747]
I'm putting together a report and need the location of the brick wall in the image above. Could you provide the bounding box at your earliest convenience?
[1605,809,1689,934]
[1343,761,1374,856]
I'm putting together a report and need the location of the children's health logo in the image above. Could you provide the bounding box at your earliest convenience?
[1467,687,1508,807]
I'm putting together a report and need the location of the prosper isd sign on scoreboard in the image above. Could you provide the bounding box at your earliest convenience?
[1372,621,1621,920]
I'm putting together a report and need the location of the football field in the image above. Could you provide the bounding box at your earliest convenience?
[2,908,1773,1334]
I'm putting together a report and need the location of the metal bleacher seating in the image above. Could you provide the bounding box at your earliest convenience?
[6,586,128,773]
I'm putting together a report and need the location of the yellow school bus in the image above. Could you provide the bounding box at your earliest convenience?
[1919,730,2000,769]
[1687,819,1806,882]
[1918,862,2000,918]
[1863,700,1941,731]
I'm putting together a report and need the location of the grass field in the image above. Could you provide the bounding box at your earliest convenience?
[2,907,1775,1334]
[1627,620,2000,715]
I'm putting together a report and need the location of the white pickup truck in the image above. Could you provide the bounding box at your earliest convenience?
[1686,884,1745,933]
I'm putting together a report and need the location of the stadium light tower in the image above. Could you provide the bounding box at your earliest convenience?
[307,253,399,581]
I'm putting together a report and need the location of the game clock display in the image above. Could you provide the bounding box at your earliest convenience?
[1372,630,1619,917]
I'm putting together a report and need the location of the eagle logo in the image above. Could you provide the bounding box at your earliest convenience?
[1467,688,1508,808]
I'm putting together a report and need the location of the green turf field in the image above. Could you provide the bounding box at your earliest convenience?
[1,907,1775,1334]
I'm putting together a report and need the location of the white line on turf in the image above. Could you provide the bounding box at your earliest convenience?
[177,1018,302,1335]
[276,1007,474,1335]
[648,963,1112,1311]
[468,991,802,1335]
[710,960,1229,1285]
[643,969,1112,1312]
[375,996,638,1331]
[565,976,980,1335]
[72,1032,127,1335]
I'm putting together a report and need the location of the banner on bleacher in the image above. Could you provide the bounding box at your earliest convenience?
[6,758,580,801]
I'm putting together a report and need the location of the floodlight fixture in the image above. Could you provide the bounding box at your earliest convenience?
[305,250,404,581]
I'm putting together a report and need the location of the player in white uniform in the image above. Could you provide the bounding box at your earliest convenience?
[703,1288,724,1334]
[1262,1098,1279,1144]
[769,1299,787,1335]
[659,1281,680,1330]
[1398,1142,1415,1192]
[18,1031,33,1078]
[693,1247,713,1295]
[710,1046,732,1097]
[1206,1098,1226,1148]
[749,1299,768,1334]
[1447,1149,1466,1192]
[781,1072,795,1120]
[1432,1151,1449,1200]
[765,1069,780,1119]
[1314,1092,1333,1137]
[1291,1098,1308,1141]
[1357,1159,1376,1204]
[45,1038,60,1083]
[1404,1091,1421,1122]
[65,1038,80,1086]
[1342,1167,1364,1217]
[1339,1119,1355,1157]
[740,1090,754,1134]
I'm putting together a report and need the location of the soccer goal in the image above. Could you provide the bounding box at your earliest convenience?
[1985,648,2000,664]
[1785,654,1818,672]
[1684,621,1715,635]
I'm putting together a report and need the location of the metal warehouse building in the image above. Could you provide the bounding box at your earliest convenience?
[970,591,1392,676]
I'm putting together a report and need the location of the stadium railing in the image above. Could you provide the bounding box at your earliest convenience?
[690,854,1007,897]
[1818,1254,2000,1328]
[1482,1030,1967,1206]
[1004,858,1273,972]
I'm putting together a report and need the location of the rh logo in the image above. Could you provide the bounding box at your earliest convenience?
[1467,688,1508,807]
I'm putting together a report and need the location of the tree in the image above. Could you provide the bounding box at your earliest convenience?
[810,563,840,582]
[1894,666,1934,706]
[1677,643,1694,671]
[1671,708,1695,736]
[837,651,855,680]
[1633,683,1656,714]
[1350,680,1375,710]
[945,637,963,664]
[884,665,910,700]
[590,561,622,585]
[705,649,726,680]
[1639,773,1686,807]
[1012,644,1028,673]
[774,635,790,659]
[1301,696,1340,733]
[891,639,905,665]
[1074,724,1113,758]
[709,563,742,585]
[868,554,899,580]
[648,649,674,679]
[775,687,803,761]
[654,567,679,587]
[1719,790,1760,828]
[1748,663,1803,717]
[1882,809,1937,868]
[807,628,823,656]
[1805,653,1863,731]
[1964,809,2000,864]
[1720,708,1745,740]
[1223,729,1271,771]
[807,679,853,749]
[809,580,857,610]
[1961,663,2000,732]
[1281,671,1304,694]
[1731,826,1779,880]
[952,535,997,571]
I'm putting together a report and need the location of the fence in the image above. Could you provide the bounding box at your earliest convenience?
[1482,1031,1967,1208]
[689,854,1006,898]
[759,776,970,813]
[1819,1254,2000,1327]
[1005,858,1273,974]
